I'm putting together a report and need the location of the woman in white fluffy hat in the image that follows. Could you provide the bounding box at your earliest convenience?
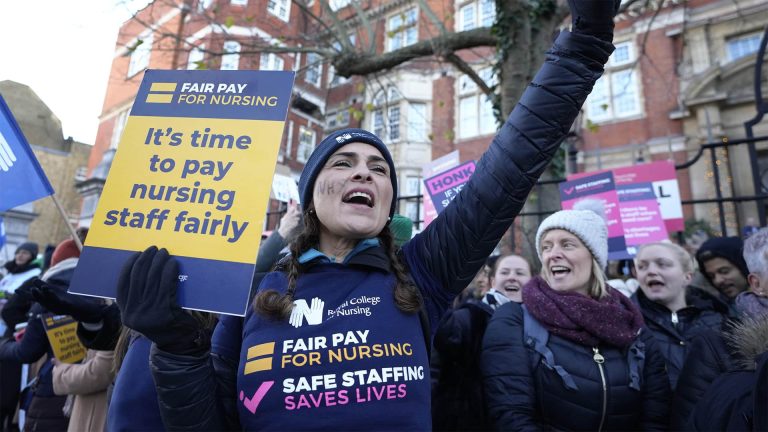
[481,201,671,431]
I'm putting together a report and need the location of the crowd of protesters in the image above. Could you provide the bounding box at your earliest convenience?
[1,0,767,430]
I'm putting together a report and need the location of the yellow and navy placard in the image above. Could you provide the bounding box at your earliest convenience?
[41,314,86,364]
[70,70,295,316]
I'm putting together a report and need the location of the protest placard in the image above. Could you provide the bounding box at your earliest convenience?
[569,160,683,232]
[424,160,476,213]
[70,70,295,315]
[559,171,632,260]
[271,173,300,203]
[617,182,669,254]
[41,314,86,364]
[421,151,460,227]
[0,95,54,211]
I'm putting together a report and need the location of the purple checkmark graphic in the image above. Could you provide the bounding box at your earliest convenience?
[240,381,274,414]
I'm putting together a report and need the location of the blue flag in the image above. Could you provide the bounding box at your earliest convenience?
[0,216,5,249]
[0,95,54,212]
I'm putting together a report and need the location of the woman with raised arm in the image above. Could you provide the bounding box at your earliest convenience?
[116,1,620,429]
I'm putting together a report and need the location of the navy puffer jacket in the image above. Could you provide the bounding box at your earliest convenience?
[633,287,728,388]
[482,302,670,431]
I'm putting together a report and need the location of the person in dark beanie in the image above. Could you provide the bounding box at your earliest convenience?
[695,237,749,308]
[0,242,41,294]
[114,1,622,429]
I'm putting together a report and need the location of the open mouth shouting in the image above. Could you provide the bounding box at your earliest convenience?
[550,265,571,278]
[342,189,375,208]
[502,282,521,294]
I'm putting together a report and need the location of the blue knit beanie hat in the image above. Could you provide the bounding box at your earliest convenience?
[298,128,398,220]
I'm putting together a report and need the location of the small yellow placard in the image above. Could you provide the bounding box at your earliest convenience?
[41,314,86,364]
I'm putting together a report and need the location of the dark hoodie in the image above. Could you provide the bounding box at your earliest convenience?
[687,315,768,431]
[633,287,728,389]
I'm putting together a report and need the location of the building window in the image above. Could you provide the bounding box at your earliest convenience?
[458,0,495,31]
[221,41,241,70]
[260,53,284,70]
[296,126,316,163]
[231,0,248,5]
[371,86,406,143]
[407,103,427,141]
[585,41,642,122]
[326,110,350,129]
[127,32,153,77]
[187,44,205,70]
[198,0,213,12]
[267,0,291,22]
[388,106,401,142]
[460,4,476,31]
[386,7,418,52]
[305,53,323,87]
[405,176,421,196]
[727,33,762,61]
[329,0,350,11]
[110,110,129,149]
[457,66,496,139]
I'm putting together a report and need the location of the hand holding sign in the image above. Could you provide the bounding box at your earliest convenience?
[117,246,208,355]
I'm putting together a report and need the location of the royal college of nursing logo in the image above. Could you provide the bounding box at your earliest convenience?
[0,130,17,172]
[289,297,325,328]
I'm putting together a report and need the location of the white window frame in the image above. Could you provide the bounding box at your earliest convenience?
[457,66,496,139]
[407,103,427,141]
[187,44,205,70]
[727,33,762,62]
[127,32,153,77]
[326,110,350,129]
[329,0,350,11]
[386,7,418,52]
[388,106,401,142]
[405,176,421,196]
[305,53,323,87]
[296,126,316,163]
[231,0,248,5]
[260,53,284,71]
[198,0,213,12]
[370,86,407,143]
[585,40,642,123]
[221,41,241,70]
[459,3,476,31]
[267,0,291,22]
[110,110,129,149]
[479,0,495,27]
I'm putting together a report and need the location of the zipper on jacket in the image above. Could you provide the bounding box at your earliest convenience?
[593,347,608,432]
[671,311,679,326]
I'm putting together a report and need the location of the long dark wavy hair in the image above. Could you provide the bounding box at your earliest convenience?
[253,209,421,319]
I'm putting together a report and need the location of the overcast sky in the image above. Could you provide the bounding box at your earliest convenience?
[0,1,151,144]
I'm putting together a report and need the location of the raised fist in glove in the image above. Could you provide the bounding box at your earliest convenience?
[116,246,209,355]
[31,279,105,323]
[567,0,622,42]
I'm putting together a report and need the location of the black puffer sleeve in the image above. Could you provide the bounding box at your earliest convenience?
[404,31,613,299]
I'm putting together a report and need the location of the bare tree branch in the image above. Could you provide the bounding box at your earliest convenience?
[332,27,495,77]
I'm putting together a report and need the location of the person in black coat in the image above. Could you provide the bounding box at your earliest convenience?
[672,227,768,429]
[687,315,768,431]
[632,242,728,389]
[431,254,532,431]
[482,202,670,431]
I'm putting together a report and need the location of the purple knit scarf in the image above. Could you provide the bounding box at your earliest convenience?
[522,276,645,348]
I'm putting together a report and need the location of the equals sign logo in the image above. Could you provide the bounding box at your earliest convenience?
[244,341,275,375]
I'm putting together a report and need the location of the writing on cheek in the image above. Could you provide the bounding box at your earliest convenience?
[315,180,349,196]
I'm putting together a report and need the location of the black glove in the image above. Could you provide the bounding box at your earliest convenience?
[567,0,621,42]
[0,278,37,334]
[31,280,105,323]
[116,246,208,355]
